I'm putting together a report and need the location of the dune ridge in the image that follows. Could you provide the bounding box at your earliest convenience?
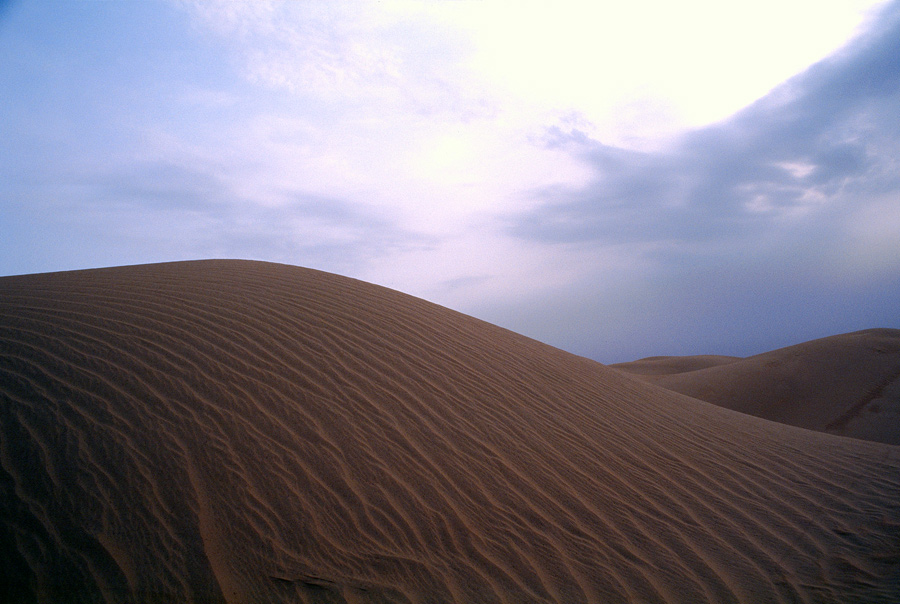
[1,260,898,603]
[611,329,900,445]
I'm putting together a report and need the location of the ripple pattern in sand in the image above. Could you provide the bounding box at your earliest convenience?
[2,260,899,603]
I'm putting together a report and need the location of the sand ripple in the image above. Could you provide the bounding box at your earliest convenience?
[1,260,898,603]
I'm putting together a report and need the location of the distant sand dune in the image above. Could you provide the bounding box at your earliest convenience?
[1,260,898,603]
[612,329,900,445]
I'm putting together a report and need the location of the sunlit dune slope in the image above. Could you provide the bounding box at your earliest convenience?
[1,260,898,603]
[612,330,900,445]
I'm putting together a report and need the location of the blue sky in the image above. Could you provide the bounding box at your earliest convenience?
[2,0,899,362]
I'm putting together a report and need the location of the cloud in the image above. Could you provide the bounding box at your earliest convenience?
[2,157,426,278]
[494,1,900,360]
[95,162,429,271]
[513,1,900,249]
[177,0,491,119]
[85,161,228,212]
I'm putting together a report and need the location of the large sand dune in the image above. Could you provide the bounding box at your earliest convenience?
[1,260,898,603]
[611,330,900,445]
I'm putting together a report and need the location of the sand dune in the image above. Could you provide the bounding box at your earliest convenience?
[609,355,741,376]
[1,260,898,603]
[612,329,900,445]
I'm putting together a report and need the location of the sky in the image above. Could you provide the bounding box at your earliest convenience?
[2,0,899,363]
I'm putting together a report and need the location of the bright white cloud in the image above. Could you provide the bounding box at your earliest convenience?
[421,0,889,146]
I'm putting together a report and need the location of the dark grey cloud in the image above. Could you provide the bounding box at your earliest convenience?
[513,1,900,248]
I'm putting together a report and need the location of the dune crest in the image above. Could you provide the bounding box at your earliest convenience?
[613,329,900,445]
[2,260,898,603]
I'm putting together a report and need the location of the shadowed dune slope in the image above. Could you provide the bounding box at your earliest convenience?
[612,330,900,445]
[1,260,898,604]
[610,355,741,376]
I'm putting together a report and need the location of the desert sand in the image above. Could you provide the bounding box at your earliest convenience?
[611,329,900,446]
[1,260,898,603]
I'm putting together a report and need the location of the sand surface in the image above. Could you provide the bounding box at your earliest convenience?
[610,355,742,376]
[612,330,900,445]
[1,260,898,603]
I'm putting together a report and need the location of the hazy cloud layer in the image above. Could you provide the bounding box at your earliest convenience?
[1,154,424,277]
